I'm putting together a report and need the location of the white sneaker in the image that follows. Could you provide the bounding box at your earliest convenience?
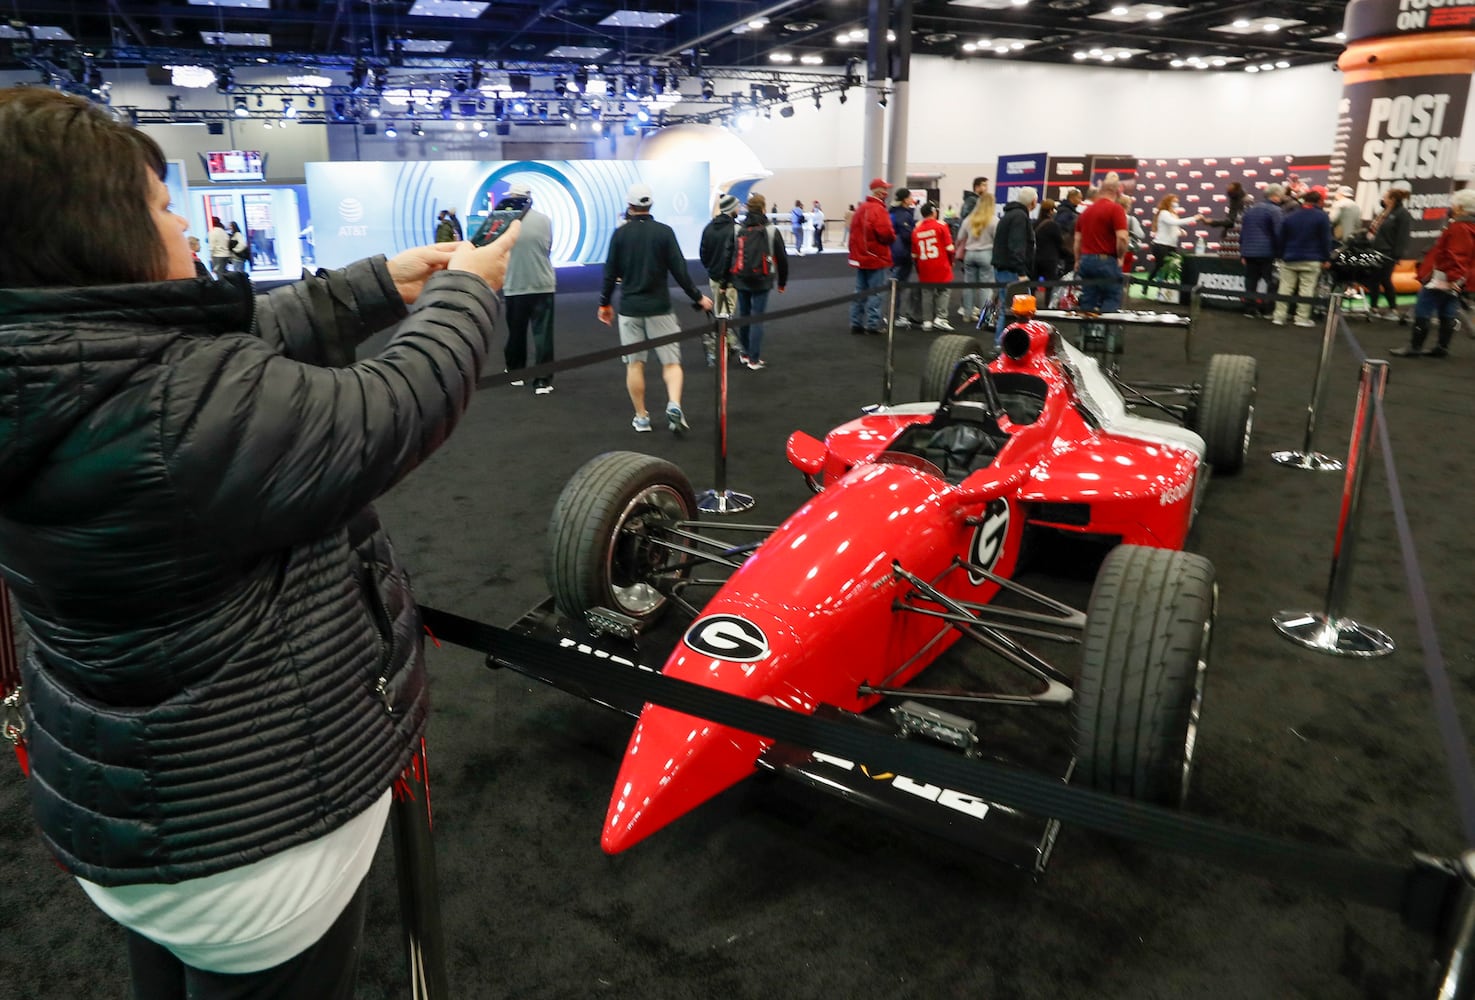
[934,318,954,331]
[894,316,912,328]
[957,307,968,318]
[1294,318,1316,328]
[921,320,934,331]
[1271,318,1286,327]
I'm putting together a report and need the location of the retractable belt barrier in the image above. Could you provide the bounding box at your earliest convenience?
[1336,323,1475,846]
[481,275,1334,391]
[416,604,1462,937]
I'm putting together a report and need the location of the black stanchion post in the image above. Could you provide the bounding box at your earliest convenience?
[1186,284,1200,363]
[1434,851,1475,1000]
[1271,294,1346,472]
[883,277,898,406]
[390,738,450,999]
[697,313,755,515]
[0,581,23,773]
[1272,359,1395,657]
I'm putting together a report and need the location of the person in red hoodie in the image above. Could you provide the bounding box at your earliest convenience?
[911,202,956,331]
[848,177,895,335]
[1390,187,1475,358]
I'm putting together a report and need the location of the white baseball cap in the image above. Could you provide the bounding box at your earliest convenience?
[626,182,653,208]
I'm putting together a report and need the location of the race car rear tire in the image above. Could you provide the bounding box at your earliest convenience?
[546,451,697,625]
[1191,354,1257,474]
[921,334,985,402]
[1073,544,1216,807]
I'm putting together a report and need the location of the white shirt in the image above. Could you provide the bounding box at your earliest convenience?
[207,227,230,258]
[1152,209,1195,247]
[79,790,391,974]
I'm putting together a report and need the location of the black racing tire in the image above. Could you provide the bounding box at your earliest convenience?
[1191,353,1257,475]
[1073,544,1216,807]
[545,451,697,625]
[921,334,984,402]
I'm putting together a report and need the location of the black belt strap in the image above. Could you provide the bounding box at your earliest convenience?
[418,605,1458,932]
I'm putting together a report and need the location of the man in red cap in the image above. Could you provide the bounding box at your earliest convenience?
[848,177,896,335]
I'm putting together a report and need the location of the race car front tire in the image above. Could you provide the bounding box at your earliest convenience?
[921,334,985,402]
[1073,544,1216,807]
[1192,354,1257,474]
[546,451,697,625]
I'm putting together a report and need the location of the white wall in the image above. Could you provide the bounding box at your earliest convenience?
[737,57,1348,169]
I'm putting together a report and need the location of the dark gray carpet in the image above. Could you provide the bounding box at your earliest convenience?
[2,252,1471,999]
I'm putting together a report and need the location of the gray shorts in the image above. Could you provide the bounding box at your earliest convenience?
[618,312,683,366]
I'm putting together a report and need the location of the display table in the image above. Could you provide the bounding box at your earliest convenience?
[1179,254,1256,310]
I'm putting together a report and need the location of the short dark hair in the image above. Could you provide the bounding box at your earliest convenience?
[1302,189,1323,205]
[920,203,936,218]
[0,87,168,287]
[973,176,988,187]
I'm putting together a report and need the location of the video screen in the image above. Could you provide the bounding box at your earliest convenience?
[205,150,265,183]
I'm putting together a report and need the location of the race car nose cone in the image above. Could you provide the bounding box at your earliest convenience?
[601,705,763,853]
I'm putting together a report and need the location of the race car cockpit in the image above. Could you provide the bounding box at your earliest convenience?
[885,354,1048,484]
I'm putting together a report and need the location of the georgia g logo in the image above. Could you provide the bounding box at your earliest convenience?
[967,499,1010,584]
[684,615,770,662]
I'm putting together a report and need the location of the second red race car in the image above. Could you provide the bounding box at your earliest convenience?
[542,309,1256,860]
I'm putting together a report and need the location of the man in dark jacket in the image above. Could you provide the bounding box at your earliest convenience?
[1238,183,1285,317]
[1272,189,1333,327]
[598,181,713,433]
[848,177,896,335]
[1054,188,1082,273]
[698,193,741,362]
[992,187,1039,337]
[889,188,921,326]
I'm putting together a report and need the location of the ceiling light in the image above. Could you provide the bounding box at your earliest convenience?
[282,99,296,118]
[384,122,398,137]
[1263,23,1279,31]
[800,55,824,65]
[1233,18,1250,28]
[234,96,248,116]
[478,126,488,137]
[1145,10,1163,19]
[1110,5,1128,13]
[1073,51,1087,59]
[214,67,234,93]
[412,122,424,136]
[1275,60,1290,68]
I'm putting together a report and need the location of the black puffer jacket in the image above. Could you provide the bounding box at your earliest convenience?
[0,259,501,886]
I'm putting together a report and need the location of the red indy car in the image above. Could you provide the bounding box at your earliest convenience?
[543,316,1257,858]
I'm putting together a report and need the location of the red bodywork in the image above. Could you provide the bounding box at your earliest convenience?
[600,323,1206,853]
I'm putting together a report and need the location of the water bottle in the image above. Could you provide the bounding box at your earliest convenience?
[1194,234,1206,255]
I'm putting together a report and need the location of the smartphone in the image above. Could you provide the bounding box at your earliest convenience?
[469,205,529,247]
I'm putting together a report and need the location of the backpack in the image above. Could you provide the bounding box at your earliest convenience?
[732,225,776,281]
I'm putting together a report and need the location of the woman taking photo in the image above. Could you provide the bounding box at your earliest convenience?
[0,86,515,999]
[1147,194,1201,284]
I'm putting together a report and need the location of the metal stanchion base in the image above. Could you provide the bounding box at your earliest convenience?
[1272,610,1395,657]
[697,489,756,515]
[1270,449,1345,472]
